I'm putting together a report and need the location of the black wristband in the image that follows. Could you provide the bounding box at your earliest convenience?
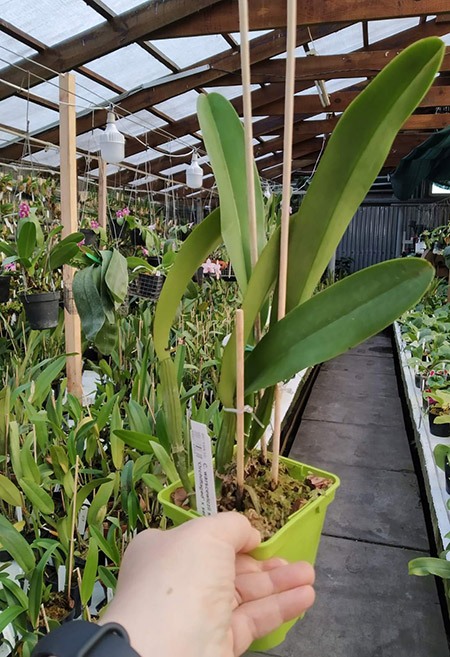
[32,621,141,657]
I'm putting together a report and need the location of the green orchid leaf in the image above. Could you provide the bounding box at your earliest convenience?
[113,429,155,454]
[409,556,450,578]
[98,565,118,592]
[29,543,59,628]
[433,444,450,470]
[150,440,178,484]
[94,321,118,355]
[0,473,22,507]
[153,209,221,360]
[141,473,163,493]
[49,232,84,270]
[81,537,98,606]
[17,221,36,261]
[197,93,266,292]
[87,479,115,529]
[31,355,66,407]
[19,478,54,515]
[0,606,25,634]
[89,527,120,567]
[73,266,105,341]
[104,249,128,306]
[286,38,445,311]
[245,258,434,393]
[0,515,35,573]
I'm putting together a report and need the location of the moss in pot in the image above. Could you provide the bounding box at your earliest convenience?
[150,39,445,651]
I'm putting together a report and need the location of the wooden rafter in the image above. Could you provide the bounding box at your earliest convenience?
[209,49,450,84]
[151,0,450,38]
[0,0,225,101]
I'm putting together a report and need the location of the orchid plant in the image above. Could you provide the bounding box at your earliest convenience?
[152,38,444,493]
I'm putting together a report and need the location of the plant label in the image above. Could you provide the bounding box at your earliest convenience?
[77,503,89,535]
[191,420,217,516]
[57,565,66,593]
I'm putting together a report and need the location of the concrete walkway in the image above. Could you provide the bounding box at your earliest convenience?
[269,332,449,656]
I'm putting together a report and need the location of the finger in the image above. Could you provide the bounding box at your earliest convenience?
[235,554,288,575]
[189,512,261,554]
[231,585,315,655]
[235,561,315,604]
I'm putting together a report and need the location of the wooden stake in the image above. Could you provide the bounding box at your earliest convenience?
[40,604,50,633]
[60,73,83,401]
[67,455,79,603]
[272,0,297,487]
[98,157,107,232]
[238,0,259,270]
[235,309,245,505]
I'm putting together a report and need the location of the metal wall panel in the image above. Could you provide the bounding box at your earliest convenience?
[336,203,450,273]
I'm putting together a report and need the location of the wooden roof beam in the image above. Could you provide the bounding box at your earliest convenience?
[151,0,450,38]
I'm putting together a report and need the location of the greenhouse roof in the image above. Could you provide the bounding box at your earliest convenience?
[0,1,450,198]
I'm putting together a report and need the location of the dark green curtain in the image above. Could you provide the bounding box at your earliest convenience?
[391,124,450,200]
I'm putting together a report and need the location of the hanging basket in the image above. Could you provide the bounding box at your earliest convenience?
[128,273,165,300]
[20,291,61,329]
[0,276,11,303]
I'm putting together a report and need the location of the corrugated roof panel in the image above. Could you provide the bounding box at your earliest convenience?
[0,95,58,133]
[32,72,115,112]
[368,18,419,44]
[102,0,143,13]
[115,109,167,137]
[154,89,200,121]
[149,35,229,68]
[0,34,38,70]
[87,44,170,90]
[0,0,103,47]
[158,135,201,153]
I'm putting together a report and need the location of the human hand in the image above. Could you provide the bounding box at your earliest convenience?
[100,513,315,657]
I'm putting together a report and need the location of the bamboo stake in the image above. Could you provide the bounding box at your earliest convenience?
[272,0,297,487]
[238,0,265,456]
[238,0,258,270]
[235,309,245,506]
[67,455,79,603]
[98,157,107,233]
[40,604,50,633]
[60,73,83,401]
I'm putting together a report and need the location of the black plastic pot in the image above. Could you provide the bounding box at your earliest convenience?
[415,373,424,389]
[80,229,99,248]
[147,256,162,267]
[428,412,450,438]
[0,275,10,303]
[21,291,60,329]
[44,580,82,624]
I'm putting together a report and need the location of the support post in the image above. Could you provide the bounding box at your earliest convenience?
[60,73,83,401]
[98,157,107,231]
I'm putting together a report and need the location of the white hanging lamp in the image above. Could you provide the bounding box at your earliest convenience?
[99,110,125,164]
[186,151,203,189]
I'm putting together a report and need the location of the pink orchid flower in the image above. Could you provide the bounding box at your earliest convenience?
[90,220,99,229]
[77,238,86,247]
[18,202,30,218]
[201,258,222,279]
[141,247,149,256]
[3,262,16,272]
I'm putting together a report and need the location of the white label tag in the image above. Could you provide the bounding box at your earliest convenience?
[2,622,15,646]
[190,420,217,516]
[57,565,66,593]
[15,507,22,522]
[107,588,114,603]
[77,504,89,535]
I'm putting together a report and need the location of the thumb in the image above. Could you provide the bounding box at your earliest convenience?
[188,512,261,554]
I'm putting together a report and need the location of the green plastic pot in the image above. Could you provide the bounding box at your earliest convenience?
[158,453,340,651]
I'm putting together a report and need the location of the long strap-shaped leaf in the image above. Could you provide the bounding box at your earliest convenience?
[218,37,444,406]
[244,258,434,394]
[153,208,222,361]
[286,37,444,311]
[197,93,266,293]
